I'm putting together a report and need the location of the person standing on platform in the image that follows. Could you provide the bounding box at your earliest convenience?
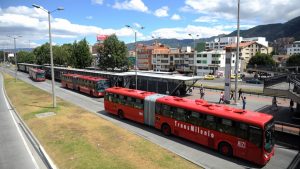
[219,91,224,104]
[230,90,234,100]
[200,84,205,99]
[290,99,294,112]
[242,96,246,110]
[238,88,243,100]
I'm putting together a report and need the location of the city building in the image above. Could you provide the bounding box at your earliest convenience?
[136,44,153,70]
[174,47,194,73]
[272,37,294,55]
[205,36,269,50]
[151,43,172,71]
[195,50,227,76]
[287,41,300,55]
[225,41,269,72]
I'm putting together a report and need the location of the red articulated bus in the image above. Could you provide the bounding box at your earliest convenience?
[29,68,46,82]
[104,87,275,165]
[61,73,109,97]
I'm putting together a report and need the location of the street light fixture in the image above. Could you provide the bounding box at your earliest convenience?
[7,35,22,82]
[188,34,199,77]
[125,24,144,90]
[32,4,64,108]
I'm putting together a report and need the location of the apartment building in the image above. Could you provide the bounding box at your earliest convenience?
[174,47,194,73]
[136,44,153,70]
[225,41,269,71]
[195,50,228,76]
[206,36,269,50]
[287,41,300,55]
[151,43,172,71]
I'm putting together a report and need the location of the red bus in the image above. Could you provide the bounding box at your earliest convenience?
[104,87,275,165]
[61,74,109,97]
[29,68,46,82]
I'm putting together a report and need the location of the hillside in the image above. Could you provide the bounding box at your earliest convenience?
[126,16,300,49]
[227,16,300,41]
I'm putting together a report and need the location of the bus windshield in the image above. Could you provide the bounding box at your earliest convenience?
[37,73,45,79]
[264,119,275,153]
[96,80,109,92]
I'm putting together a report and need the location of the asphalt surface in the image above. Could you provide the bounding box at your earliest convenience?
[1,67,299,169]
[0,73,47,169]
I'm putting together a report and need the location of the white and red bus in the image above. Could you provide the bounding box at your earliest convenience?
[29,68,46,82]
[104,87,275,165]
[61,74,109,97]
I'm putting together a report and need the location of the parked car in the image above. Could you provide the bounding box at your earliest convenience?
[204,75,215,80]
[246,78,262,84]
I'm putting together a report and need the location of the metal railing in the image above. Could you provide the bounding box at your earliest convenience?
[264,74,288,87]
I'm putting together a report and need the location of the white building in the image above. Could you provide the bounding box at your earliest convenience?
[206,36,269,50]
[287,41,300,55]
[195,50,239,76]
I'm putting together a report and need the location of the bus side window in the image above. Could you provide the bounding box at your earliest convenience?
[125,97,134,107]
[134,98,143,109]
[112,94,119,103]
[217,118,236,136]
[203,115,216,130]
[186,111,199,125]
[161,104,173,118]
[155,103,161,114]
[249,126,262,147]
[118,95,125,105]
[236,122,248,139]
[174,108,186,122]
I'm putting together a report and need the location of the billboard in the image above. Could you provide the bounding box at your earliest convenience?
[97,35,109,41]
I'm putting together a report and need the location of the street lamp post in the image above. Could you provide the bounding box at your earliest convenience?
[33,4,64,108]
[188,34,199,77]
[8,35,22,82]
[125,24,144,90]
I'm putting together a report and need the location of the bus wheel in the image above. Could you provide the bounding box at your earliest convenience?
[218,142,233,157]
[118,110,124,119]
[161,124,171,136]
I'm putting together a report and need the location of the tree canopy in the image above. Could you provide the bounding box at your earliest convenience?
[70,38,92,68]
[286,54,300,66]
[97,34,128,71]
[247,53,275,67]
[17,51,36,63]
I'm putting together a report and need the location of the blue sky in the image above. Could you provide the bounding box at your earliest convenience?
[1,0,300,48]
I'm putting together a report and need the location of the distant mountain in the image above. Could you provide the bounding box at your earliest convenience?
[227,16,300,41]
[126,37,219,50]
[126,16,300,49]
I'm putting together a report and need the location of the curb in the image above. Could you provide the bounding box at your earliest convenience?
[0,72,58,169]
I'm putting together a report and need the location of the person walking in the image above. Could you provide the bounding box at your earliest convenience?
[238,88,242,100]
[230,90,234,100]
[290,99,294,112]
[272,96,278,111]
[199,84,204,99]
[219,91,224,104]
[242,96,246,110]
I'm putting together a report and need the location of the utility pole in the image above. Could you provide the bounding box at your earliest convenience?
[8,35,22,82]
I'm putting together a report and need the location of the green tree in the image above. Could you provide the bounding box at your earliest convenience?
[61,43,73,66]
[286,54,300,66]
[97,34,128,71]
[17,51,36,63]
[53,45,71,66]
[70,38,92,68]
[248,53,275,67]
[33,43,50,65]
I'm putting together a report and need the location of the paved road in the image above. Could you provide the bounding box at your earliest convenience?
[0,73,47,169]
[2,68,299,169]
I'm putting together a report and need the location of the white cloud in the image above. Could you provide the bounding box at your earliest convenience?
[86,16,93,19]
[151,25,230,40]
[154,6,169,17]
[112,0,149,13]
[171,14,181,20]
[183,0,300,23]
[0,6,143,48]
[194,16,218,23]
[91,0,104,5]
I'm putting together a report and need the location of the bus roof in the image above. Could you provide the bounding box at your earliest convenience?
[30,68,44,73]
[157,96,273,128]
[63,73,107,82]
[105,87,156,99]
